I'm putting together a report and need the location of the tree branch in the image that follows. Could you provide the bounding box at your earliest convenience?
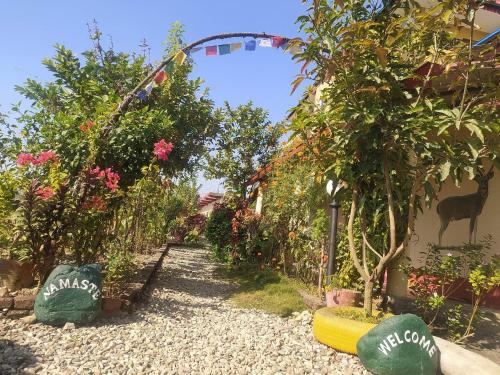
[348,187,369,282]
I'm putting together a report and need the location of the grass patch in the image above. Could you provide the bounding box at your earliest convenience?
[329,306,393,324]
[215,263,308,317]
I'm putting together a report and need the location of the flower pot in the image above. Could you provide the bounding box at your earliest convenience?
[325,288,362,307]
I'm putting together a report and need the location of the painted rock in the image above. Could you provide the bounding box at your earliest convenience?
[34,264,102,325]
[357,314,439,375]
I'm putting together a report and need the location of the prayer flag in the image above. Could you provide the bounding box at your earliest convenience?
[189,47,202,55]
[206,45,217,56]
[230,42,242,52]
[164,62,174,76]
[154,70,167,85]
[218,44,231,55]
[245,40,256,51]
[259,38,272,47]
[136,90,148,101]
[272,36,285,48]
[145,82,154,95]
[173,50,187,65]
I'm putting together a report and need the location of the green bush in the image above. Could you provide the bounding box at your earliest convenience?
[205,203,234,261]
[105,250,135,283]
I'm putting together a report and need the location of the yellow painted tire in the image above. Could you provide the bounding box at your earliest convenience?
[312,307,376,354]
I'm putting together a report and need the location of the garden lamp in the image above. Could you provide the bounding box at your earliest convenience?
[325,179,341,278]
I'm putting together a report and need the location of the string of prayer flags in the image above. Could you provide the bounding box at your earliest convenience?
[134,35,298,103]
[245,39,256,51]
[259,38,272,48]
[230,42,242,52]
[206,45,217,56]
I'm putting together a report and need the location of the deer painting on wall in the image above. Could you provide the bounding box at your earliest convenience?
[437,166,494,245]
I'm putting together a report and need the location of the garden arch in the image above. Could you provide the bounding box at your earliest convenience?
[108,32,299,128]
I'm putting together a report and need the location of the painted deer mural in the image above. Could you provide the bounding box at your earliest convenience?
[437,166,494,245]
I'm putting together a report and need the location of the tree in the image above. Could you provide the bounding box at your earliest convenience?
[292,0,498,315]
[204,102,282,196]
[1,24,219,280]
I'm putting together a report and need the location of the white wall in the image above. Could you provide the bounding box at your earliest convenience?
[410,168,499,266]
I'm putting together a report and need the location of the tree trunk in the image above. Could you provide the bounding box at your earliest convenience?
[364,280,374,316]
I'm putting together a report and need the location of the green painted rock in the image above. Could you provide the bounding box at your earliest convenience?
[34,264,102,325]
[357,314,439,375]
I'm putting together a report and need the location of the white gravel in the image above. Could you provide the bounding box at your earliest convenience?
[0,246,370,375]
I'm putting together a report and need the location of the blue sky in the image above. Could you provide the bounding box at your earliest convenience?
[0,1,307,194]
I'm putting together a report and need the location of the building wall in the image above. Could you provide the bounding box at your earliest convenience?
[410,168,499,266]
[199,200,222,217]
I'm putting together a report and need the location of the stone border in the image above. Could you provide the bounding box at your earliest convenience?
[1,243,176,319]
[434,336,500,375]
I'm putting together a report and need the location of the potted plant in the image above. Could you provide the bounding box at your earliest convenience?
[325,276,363,307]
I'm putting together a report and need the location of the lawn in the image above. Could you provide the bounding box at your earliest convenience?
[215,263,308,317]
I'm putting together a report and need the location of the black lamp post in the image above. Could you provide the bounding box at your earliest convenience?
[325,180,341,280]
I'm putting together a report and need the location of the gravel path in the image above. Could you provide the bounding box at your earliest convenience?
[0,246,370,375]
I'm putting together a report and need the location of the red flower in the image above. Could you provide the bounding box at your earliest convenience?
[83,195,107,212]
[17,153,35,166]
[35,186,54,200]
[33,150,58,165]
[79,120,96,132]
[153,139,174,161]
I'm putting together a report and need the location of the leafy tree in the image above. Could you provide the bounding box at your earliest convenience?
[292,0,498,315]
[0,24,218,280]
[205,102,282,196]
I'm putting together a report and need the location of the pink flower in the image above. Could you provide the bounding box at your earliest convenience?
[153,139,174,161]
[89,166,120,191]
[104,168,120,191]
[35,186,54,200]
[17,153,35,166]
[90,166,101,176]
[33,150,58,165]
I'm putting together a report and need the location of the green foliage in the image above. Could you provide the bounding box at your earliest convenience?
[292,0,499,315]
[404,238,499,342]
[260,159,328,282]
[0,24,218,281]
[327,306,392,325]
[105,250,135,283]
[205,203,234,261]
[204,102,282,196]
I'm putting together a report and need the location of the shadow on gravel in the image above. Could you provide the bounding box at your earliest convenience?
[0,339,38,374]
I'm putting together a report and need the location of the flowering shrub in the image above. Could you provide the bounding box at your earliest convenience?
[404,238,499,342]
